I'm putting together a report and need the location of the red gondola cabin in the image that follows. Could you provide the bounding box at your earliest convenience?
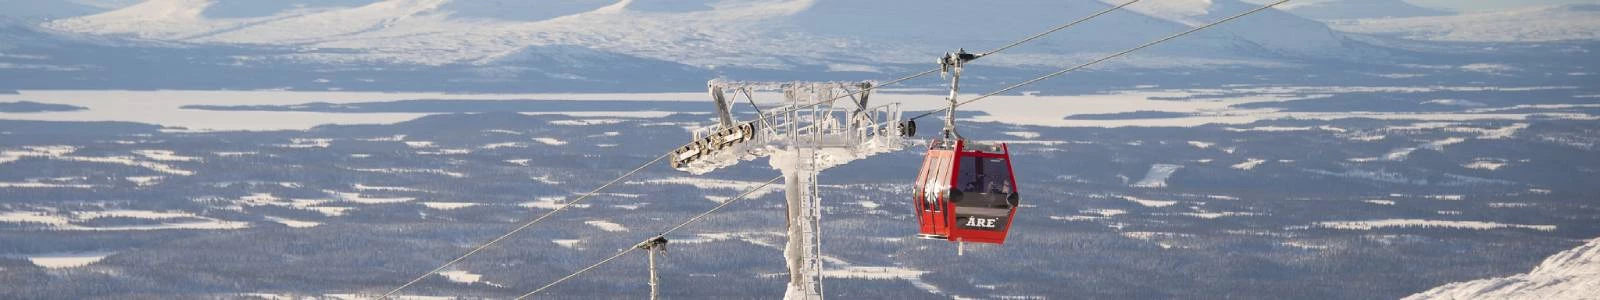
[912,138,1020,244]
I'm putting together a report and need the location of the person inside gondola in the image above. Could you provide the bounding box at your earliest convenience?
[969,173,987,193]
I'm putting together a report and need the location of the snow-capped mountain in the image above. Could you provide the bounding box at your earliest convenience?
[41,0,1371,69]
[0,0,117,23]
[1328,4,1600,42]
[1406,237,1600,299]
[1244,0,1450,20]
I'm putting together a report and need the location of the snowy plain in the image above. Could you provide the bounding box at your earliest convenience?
[2,0,1599,299]
[1,84,1593,131]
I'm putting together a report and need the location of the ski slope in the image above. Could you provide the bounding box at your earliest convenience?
[1407,237,1600,299]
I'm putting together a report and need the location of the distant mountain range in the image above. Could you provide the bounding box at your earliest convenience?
[0,0,1595,92]
[1246,0,1451,20]
[1329,4,1600,42]
[34,0,1368,68]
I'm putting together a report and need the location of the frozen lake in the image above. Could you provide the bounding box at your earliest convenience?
[0,90,705,131]
[0,86,1592,131]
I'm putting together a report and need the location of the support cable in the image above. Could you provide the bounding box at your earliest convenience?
[379,153,671,299]
[980,0,1144,57]
[773,0,1146,118]
[514,176,785,299]
[380,1,1142,296]
[910,0,1292,121]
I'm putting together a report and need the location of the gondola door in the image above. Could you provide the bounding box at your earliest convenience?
[913,143,956,240]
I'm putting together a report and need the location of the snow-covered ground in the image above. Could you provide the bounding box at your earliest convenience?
[1232,158,1267,170]
[1132,164,1183,188]
[132,149,202,162]
[1,87,1592,131]
[1308,219,1556,232]
[1121,195,1179,208]
[531,137,568,146]
[584,220,628,232]
[328,190,416,204]
[421,202,479,210]
[0,90,699,130]
[519,196,591,210]
[0,210,250,231]
[1407,237,1600,299]
[17,251,115,269]
[224,193,350,217]
[1363,199,1397,206]
[551,239,581,249]
[437,270,484,285]
[1,145,197,176]
[263,216,320,228]
[348,168,466,178]
[634,177,784,200]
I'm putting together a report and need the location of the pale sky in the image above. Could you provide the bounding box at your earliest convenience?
[1407,0,1600,12]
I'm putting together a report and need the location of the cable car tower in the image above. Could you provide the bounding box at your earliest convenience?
[670,80,907,299]
[377,2,1297,299]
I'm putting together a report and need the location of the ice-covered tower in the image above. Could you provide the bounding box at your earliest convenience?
[671,80,907,299]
